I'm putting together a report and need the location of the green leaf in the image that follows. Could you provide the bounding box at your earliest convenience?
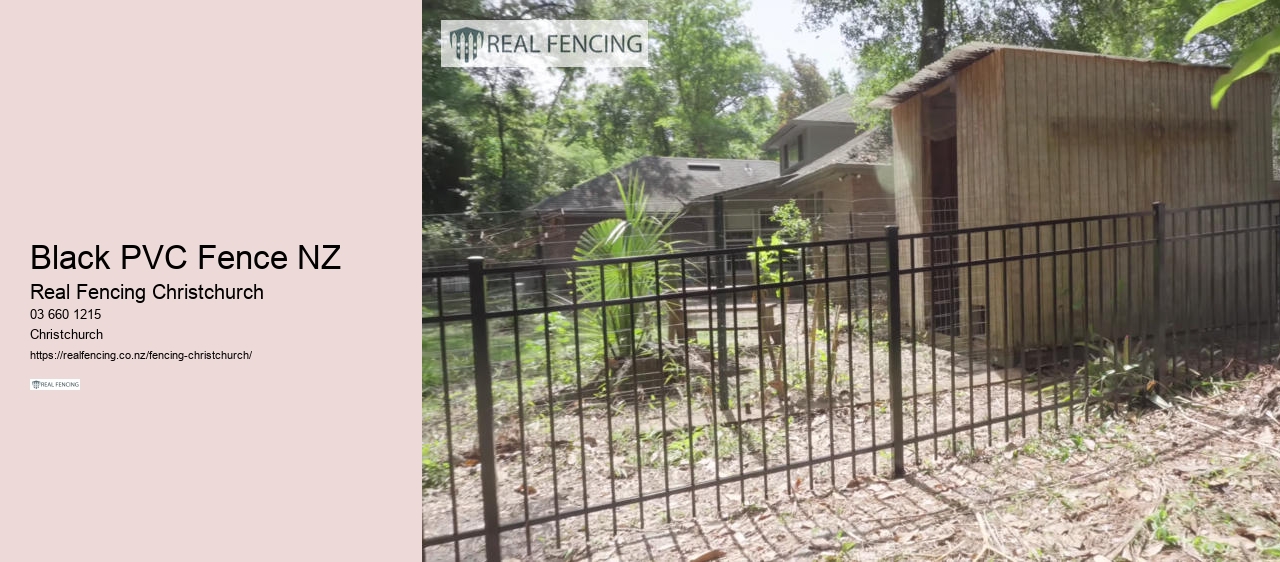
[1184,0,1268,44]
[1210,27,1280,109]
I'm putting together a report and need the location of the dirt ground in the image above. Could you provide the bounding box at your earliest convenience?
[423,333,1042,561]
[463,366,1280,562]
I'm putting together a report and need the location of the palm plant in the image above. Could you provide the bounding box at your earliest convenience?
[571,174,682,361]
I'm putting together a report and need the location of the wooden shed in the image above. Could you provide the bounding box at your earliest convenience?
[869,43,1275,357]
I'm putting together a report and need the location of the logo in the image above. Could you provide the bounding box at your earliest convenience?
[441,20,649,68]
[30,379,80,391]
[448,27,484,63]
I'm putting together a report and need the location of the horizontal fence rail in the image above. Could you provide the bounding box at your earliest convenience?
[422,199,1280,561]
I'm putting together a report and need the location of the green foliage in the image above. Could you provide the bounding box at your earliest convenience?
[776,53,834,123]
[423,2,485,215]
[425,0,778,218]
[1066,335,1158,418]
[1261,540,1280,557]
[1147,507,1181,546]
[639,426,708,467]
[542,311,604,386]
[650,0,774,158]
[422,442,451,489]
[747,232,798,298]
[1184,0,1280,108]
[1184,0,1268,43]
[799,0,1280,143]
[1212,28,1280,108]
[572,175,681,359]
[827,69,851,96]
[422,219,471,269]
[1191,535,1231,557]
[747,200,816,298]
[770,199,815,243]
[424,1,586,215]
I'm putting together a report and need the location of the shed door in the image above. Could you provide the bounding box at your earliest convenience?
[928,136,960,335]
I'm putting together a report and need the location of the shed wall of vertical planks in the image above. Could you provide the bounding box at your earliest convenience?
[893,46,1275,357]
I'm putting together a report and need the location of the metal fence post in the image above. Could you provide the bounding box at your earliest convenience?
[885,226,906,478]
[713,196,730,410]
[1152,202,1167,384]
[468,256,502,561]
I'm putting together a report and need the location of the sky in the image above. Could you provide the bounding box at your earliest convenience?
[741,0,857,93]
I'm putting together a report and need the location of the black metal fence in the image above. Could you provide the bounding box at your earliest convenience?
[422,199,1280,561]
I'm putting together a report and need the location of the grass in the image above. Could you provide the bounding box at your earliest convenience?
[421,441,451,489]
[422,321,479,391]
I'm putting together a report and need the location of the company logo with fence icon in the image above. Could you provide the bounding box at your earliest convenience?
[448,27,484,63]
[32,380,40,389]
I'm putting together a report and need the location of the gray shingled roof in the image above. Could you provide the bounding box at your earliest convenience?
[691,127,892,202]
[764,94,857,148]
[783,127,892,184]
[870,42,1233,110]
[790,93,857,123]
[529,156,780,214]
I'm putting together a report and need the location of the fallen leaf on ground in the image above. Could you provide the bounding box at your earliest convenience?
[689,549,726,562]
[1237,526,1276,540]
[1142,541,1166,557]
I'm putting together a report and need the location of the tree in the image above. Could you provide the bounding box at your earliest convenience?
[921,0,946,65]
[650,0,773,157]
[423,0,590,218]
[423,0,485,215]
[776,53,834,122]
[423,0,781,219]
[1184,0,1280,108]
[795,1,1267,125]
[827,69,851,95]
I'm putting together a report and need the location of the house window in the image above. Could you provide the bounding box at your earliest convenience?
[724,229,755,275]
[786,140,800,168]
[759,208,778,238]
[781,143,789,169]
[798,192,822,220]
[797,134,804,162]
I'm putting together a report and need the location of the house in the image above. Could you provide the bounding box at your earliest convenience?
[689,95,894,246]
[528,156,779,261]
[869,42,1275,354]
[529,94,896,266]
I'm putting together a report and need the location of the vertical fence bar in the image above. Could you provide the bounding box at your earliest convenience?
[886,226,906,478]
[714,195,730,410]
[1152,202,1167,384]
[467,256,502,562]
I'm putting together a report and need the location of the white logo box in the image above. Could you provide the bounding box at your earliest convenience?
[30,379,80,390]
[441,20,649,68]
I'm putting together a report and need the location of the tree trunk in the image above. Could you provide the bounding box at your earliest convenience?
[488,83,508,185]
[920,0,946,68]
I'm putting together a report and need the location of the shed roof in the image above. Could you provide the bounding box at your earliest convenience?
[529,156,779,214]
[869,42,1234,110]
